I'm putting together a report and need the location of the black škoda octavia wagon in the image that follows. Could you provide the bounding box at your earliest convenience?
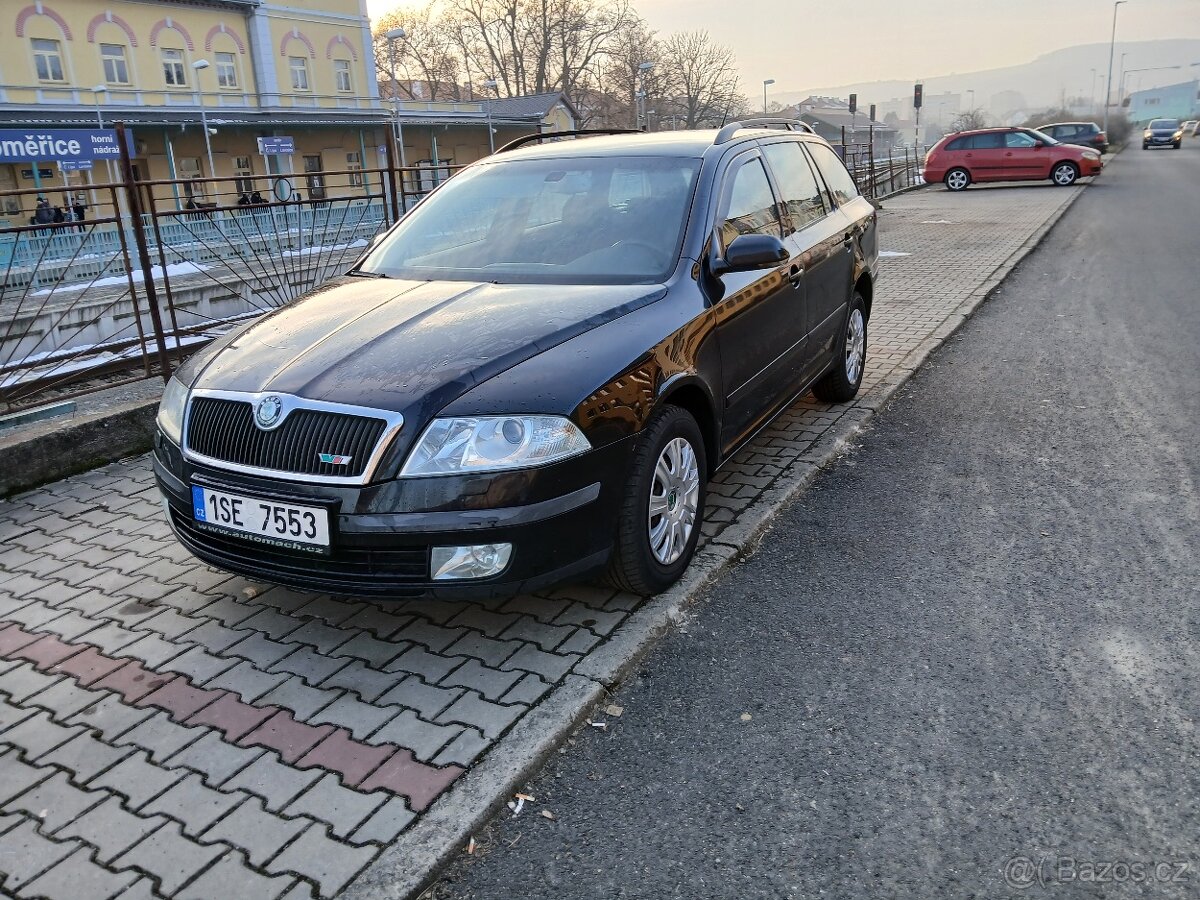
[154,120,879,597]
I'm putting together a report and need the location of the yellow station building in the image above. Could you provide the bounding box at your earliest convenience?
[0,0,397,219]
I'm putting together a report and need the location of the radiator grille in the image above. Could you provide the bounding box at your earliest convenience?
[186,397,387,478]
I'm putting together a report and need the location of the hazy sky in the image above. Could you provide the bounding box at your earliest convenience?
[366,0,1200,93]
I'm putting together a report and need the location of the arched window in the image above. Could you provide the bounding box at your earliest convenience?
[18,4,74,84]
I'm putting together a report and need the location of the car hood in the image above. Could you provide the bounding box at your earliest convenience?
[190,275,666,419]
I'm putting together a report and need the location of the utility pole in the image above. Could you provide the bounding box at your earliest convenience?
[1103,1,1126,134]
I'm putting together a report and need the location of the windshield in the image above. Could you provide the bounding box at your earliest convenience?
[359,155,700,285]
[1149,119,1179,129]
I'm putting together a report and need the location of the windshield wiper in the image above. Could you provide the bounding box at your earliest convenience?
[349,269,391,279]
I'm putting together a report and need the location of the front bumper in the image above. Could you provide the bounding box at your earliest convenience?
[154,431,635,598]
[1080,157,1104,176]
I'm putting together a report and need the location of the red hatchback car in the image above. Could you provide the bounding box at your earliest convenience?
[923,127,1103,191]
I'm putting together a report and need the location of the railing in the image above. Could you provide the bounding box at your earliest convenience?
[1,128,462,413]
[840,142,927,199]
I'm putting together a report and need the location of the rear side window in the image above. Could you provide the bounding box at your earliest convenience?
[717,157,782,253]
[761,142,827,233]
[968,132,1004,149]
[804,142,859,206]
[946,136,969,151]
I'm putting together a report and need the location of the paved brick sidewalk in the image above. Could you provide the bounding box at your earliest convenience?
[0,182,1082,899]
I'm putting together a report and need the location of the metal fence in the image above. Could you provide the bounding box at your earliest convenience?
[839,140,928,200]
[1,123,460,414]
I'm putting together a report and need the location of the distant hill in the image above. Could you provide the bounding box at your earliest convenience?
[773,39,1200,117]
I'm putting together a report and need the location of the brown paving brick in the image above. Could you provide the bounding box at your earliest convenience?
[358,748,464,811]
[240,710,334,764]
[12,632,83,668]
[92,661,174,702]
[0,622,40,655]
[138,676,223,720]
[295,728,395,788]
[186,692,278,741]
[52,645,126,686]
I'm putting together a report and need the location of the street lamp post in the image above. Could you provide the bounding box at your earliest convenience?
[1103,0,1127,134]
[385,28,408,168]
[482,78,498,153]
[1119,65,1182,110]
[763,78,775,113]
[636,62,654,130]
[191,59,217,189]
[88,84,110,207]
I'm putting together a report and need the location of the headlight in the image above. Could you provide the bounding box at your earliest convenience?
[400,415,590,476]
[157,377,188,445]
[1082,150,1100,160]
[1174,131,1183,139]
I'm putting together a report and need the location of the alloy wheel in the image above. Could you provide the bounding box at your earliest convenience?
[647,437,700,565]
[845,308,865,384]
[1053,164,1077,186]
[946,170,969,191]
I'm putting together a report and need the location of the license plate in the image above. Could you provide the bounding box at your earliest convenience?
[191,485,330,553]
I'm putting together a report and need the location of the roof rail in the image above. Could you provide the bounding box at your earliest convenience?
[495,128,642,154]
[714,118,815,144]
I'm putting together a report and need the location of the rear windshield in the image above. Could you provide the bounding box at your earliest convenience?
[1149,119,1179,129]
[358,155,700,285]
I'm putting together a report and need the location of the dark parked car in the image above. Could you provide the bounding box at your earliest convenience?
[1039,121,1108,153]
[922,127,1103,191]
[1143,118,1183,149]
[154,121,878,597]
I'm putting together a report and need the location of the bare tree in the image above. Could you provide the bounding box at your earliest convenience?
[374,5,464,100]
[659,30,742,128]
[600,18,661,128]
[947,108,989,132]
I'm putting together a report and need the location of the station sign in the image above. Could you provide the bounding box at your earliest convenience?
[59,160,94,171]
[257,136,296,155]
[0,129,131,163]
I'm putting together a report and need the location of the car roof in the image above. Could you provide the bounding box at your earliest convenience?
[946,126,1019,137]
[1041,121,1098,128]
[489,127,822,162]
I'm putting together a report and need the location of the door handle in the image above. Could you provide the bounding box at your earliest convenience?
[788,265,803,287]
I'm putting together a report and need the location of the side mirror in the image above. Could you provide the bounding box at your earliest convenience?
[1033,140,1045,148]
[714,234,788,275]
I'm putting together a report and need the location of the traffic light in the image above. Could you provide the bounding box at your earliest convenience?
[869,103,876,121]
[913,83,924,110]
[848,93,857,114]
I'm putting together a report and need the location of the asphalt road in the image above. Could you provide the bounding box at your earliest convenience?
[431,143,1200,899]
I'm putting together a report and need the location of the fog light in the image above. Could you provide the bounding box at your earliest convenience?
[431,543,513,580]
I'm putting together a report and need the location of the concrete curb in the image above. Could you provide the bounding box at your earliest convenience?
[0,396,159,498]
[343,180,1090,899]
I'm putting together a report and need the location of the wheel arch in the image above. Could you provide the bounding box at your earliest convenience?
[1052,159,1080,177]
[657,377,719,476]
[854,272,874,322]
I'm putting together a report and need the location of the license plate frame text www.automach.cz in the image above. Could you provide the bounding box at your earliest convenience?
[191,485,331,554]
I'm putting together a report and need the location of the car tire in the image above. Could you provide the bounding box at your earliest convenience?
[604,405,707,596]
[1051,162,1079,186]
[1142,143,1149,150]
[944,168,971,191]
[1173,142,1181,149]
[812,292,868,403]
